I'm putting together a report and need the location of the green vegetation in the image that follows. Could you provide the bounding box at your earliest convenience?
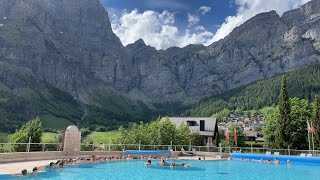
[0,66,84,132]
[219,126,245,148]
[114,118,205,146]
[40,114,74,130]
[41,132,58,143]
[8,117,43,151]
[264,97,312,150]
[275,76,292,149]
[0,64,157,133]
[183,65,320,117]
[83,131,120,144]
[263,78,316,150]
[0,132,7,143]
[312,95,320,145]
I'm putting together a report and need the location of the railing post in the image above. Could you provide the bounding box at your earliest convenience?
[288,145,290,156]
[42,144,45,151]
[251,144,253,154]
[26,137,31,152]
[139,141,141,151]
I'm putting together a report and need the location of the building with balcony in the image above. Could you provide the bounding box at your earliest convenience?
[161,117,218,146]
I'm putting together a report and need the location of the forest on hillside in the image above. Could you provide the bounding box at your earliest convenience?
[182,64,320,117]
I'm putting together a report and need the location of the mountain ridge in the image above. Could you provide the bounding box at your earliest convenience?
[0,0,320,131]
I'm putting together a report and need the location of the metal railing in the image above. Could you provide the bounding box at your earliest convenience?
[0,143,61,153]
[1,142,320,157]
[80,144,191,152]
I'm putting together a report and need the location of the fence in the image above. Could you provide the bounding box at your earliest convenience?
[0,143,61,153]
[1,142,320,157]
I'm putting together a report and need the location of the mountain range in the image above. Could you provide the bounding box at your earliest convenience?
[0,0,320,131]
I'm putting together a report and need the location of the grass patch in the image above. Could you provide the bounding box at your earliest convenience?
[41,132,58,143]
[40,114,74,130]
[83,131,119,144]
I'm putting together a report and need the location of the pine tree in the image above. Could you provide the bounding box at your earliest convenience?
[275,76,292,149]
[312,95,320,147]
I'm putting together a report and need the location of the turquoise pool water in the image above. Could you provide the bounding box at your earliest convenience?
[1,160,320,180]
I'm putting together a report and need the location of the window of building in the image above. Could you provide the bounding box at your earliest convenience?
[187,121,198,126]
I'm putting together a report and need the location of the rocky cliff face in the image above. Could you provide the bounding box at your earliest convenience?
[0,0,320,129]
[121,0,320,104]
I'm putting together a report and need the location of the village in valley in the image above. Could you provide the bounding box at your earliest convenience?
[218,114,266,145]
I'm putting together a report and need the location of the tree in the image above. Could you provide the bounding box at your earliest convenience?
[312,95,320,147]
[289,98,310,149]
[175,123,190,145]
[9,117,43,152]
[219,126,245,148]
[81,128,91,138]
[254,126,262,133]
[264,107,279,148]
[158,118,177,145]
[275,76,292,149]
[190,133,205,146]
[234,107,242,116]
[265,98,311,149]
[214,108,231,122]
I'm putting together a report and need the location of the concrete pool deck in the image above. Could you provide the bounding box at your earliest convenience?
[0,160,56,175]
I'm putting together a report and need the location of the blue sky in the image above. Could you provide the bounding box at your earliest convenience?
[99,0,310,50]
[100,0,237,34]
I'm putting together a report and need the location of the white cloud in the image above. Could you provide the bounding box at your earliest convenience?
[199,6,211,15]
[187,6,212,26]
[210,0,311,42]
[111,9,214,50]
[110,0,310,50]
[187,13,200,26]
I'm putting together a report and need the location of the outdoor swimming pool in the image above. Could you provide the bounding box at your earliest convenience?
[1,160,319,179]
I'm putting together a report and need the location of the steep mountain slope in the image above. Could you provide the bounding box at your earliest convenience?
[0,0,320,131]
[182,64,320,117]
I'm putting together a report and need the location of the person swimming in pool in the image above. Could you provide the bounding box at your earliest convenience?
[267,158,272,164]
[159,159,167,166]
[170,163,175,168]
[145,160,152,166]
[287,160,291,166]
[259,158,264,163]
[180,163,191,167]
[12,169,28,177]
[49,162,55,168]
[58,163,64,170]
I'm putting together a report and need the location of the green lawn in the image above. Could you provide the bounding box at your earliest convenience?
[41,132,58,143]
[83,131,119,144]
[40,131,120,144]
[40,114,74,130]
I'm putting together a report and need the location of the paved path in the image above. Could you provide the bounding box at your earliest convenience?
[0,160,56,175]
